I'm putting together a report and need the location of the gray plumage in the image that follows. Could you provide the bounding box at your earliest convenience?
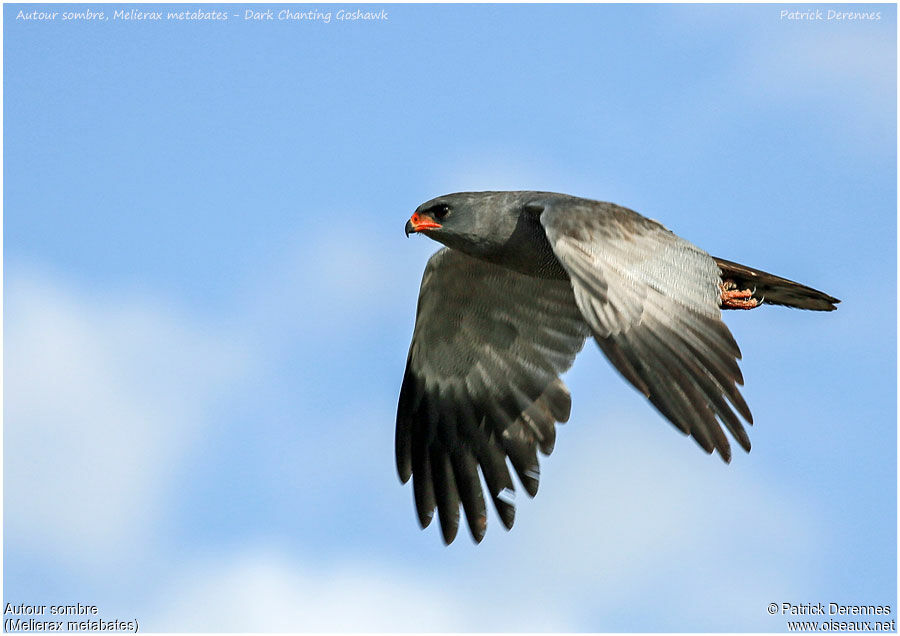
[398,191,839,544]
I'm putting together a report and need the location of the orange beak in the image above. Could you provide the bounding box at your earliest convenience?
[405,212,442,236]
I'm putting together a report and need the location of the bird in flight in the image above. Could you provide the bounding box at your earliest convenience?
[397,191,838,544]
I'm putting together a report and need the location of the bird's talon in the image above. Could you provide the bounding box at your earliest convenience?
[720,284,759,309]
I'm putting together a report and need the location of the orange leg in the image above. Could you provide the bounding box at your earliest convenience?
[720,279,760,310]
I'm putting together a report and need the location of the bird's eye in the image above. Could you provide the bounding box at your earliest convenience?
[431,204,450,220]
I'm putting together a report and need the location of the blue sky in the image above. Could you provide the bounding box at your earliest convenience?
[4,3,896,632]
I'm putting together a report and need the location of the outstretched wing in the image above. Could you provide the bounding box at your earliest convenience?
[397,247,590,544]
[539,199,753,462]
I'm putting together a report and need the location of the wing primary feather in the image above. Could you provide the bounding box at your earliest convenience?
[683,320,745,385]
[621,330,696,436]
[522,396,558,455]
[502,434,540,497]
[411,453,436,529]
[450,450,488,543]
[452,389,518,532]
[430,446,461,544]
[542,379,572,423]
[671,315,751,421]
[634,323,722,455]
[411,391,436,528]
[482,395,541,498]
[492,485,517,530]
[395,365,418,483]
[506,380,548,442]
[656,317,751,452]
[636,305,738,460]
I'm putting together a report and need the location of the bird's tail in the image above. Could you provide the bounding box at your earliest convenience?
[713,256,840,311]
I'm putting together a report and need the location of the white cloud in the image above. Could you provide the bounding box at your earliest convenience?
[4,269,252,565]
[145,545,572,632]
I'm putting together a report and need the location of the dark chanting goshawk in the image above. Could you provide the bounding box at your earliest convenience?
[397,191,839,544]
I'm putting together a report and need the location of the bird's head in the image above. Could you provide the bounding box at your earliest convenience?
[405,192,537,257]
[405,198,452,238]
